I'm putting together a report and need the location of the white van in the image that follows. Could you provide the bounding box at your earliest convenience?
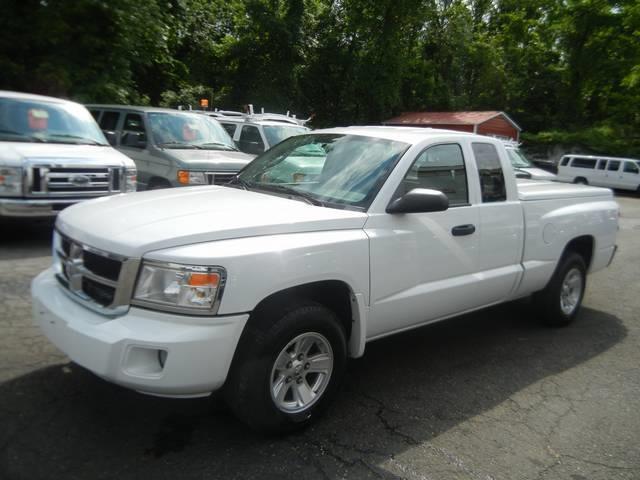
[0,91,137,218]
[557,154,640,192]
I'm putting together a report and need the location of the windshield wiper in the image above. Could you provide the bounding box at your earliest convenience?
[255,184,325,207]
[47,134,105,145]
[198,141,238,151]
[0,129,45,142]
[227,176,253,190]
[157,141,199,149]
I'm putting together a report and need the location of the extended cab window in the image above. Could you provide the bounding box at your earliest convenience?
[571,157,597,169]
[238,125,265,154]
[399,143,468,206]
[473,143,506,202]
[560,157,570,166]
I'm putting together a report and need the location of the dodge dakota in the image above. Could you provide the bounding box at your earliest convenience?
[32,127,618,432]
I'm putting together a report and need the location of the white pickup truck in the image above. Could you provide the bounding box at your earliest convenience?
[32,127,618,433]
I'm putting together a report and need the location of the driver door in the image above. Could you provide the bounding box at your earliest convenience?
[366,143,482,339]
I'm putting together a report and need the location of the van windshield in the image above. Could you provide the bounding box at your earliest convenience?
[263,125,309,147]
[0,97,108,145]
[148,112,237,150]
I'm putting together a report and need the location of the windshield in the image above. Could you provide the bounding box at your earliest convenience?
[263,125,309,147]
[148,112,237,150]
[507,148,533,168]
[237,134,409,209]
[0,97,108,145]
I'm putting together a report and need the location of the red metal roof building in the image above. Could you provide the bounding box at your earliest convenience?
[383,111,521,141]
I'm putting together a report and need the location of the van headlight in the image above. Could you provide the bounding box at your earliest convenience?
[125,168,137,192]
[132,261,225,314]
[0,167,23,196]
[177,170,207,185]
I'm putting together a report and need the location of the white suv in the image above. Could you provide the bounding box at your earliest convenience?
[210,110,310,155]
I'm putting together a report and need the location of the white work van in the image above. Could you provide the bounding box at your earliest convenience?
[557,154,640,192]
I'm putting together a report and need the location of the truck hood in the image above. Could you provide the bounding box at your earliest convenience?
[56,186,368,257]
[520,166,557,181]
[165,148,254,169]
[0,142,135,168]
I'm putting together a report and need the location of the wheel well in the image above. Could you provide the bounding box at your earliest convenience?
[149,176,171,187]
[252,281,354,339]
[574,177,588,184]
[563,236,594,269]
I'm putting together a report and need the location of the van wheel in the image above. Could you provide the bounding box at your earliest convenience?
[148,179,171,190]
[223,301,347,434]
[574,177,588,185]
[534,252,586,327]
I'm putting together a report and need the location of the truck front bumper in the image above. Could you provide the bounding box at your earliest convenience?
[0,198,81,217]
[32,268,249,397]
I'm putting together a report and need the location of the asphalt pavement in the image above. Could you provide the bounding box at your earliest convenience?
[0,196,639,480]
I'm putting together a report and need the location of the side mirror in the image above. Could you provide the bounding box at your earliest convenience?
[103,131,117,146]
[386,188,449,214]
[514,169,532,179]
[121,132,147,149]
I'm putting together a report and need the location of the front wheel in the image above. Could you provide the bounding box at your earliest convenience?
[223,301,347,433]
[534,252,587,327]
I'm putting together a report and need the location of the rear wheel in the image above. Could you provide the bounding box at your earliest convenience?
[574,177,588,185]
[534,252,587,327]
[223,301,347,433]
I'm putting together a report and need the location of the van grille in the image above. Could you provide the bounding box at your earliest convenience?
[27,165,124,197]
[54,231,139,316]
[205,172,235,185]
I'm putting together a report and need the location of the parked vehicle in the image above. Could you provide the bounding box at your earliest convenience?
[504,143,557,181]
[0,91,136,218]
[209,108,310,155]
[556,154,640,192]
[87,105,253,190]
[33,127,618,433]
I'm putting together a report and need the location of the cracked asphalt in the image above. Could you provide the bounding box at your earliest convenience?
[1,195,639,480]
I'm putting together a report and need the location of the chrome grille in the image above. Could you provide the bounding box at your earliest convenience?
[205,172,235,185]
[54,231,139,316]
[27,165,124,197]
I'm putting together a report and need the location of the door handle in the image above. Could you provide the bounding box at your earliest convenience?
[451,224,476,236]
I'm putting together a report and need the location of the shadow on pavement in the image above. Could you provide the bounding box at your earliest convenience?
[0,304,626,479]
[0,219,54,260]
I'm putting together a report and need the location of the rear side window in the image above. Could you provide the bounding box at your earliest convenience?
[560,157,570,166]
[623,161,639,174]
[596,160,606,170]
[123,113,145,132]
[607,160,621,171]
[220,123,237,137]
[473,143,506,202]
[571,157,597,169]
[99,111,120,131]
[400,143,468,206]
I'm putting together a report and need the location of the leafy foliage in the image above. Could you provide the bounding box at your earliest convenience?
[1,0,639,150]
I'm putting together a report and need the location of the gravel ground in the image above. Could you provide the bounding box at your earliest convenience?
[0,195,638,480]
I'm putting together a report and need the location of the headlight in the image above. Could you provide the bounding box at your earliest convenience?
[132,261,225,314]
[177,170,207,185]
[0,167,23,196]
[125,168,137,192]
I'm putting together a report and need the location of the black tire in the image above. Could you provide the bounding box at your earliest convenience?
[148,179,171,190]
[534,252,587,327]
[223,301,347,434]
[574,177,588,185]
